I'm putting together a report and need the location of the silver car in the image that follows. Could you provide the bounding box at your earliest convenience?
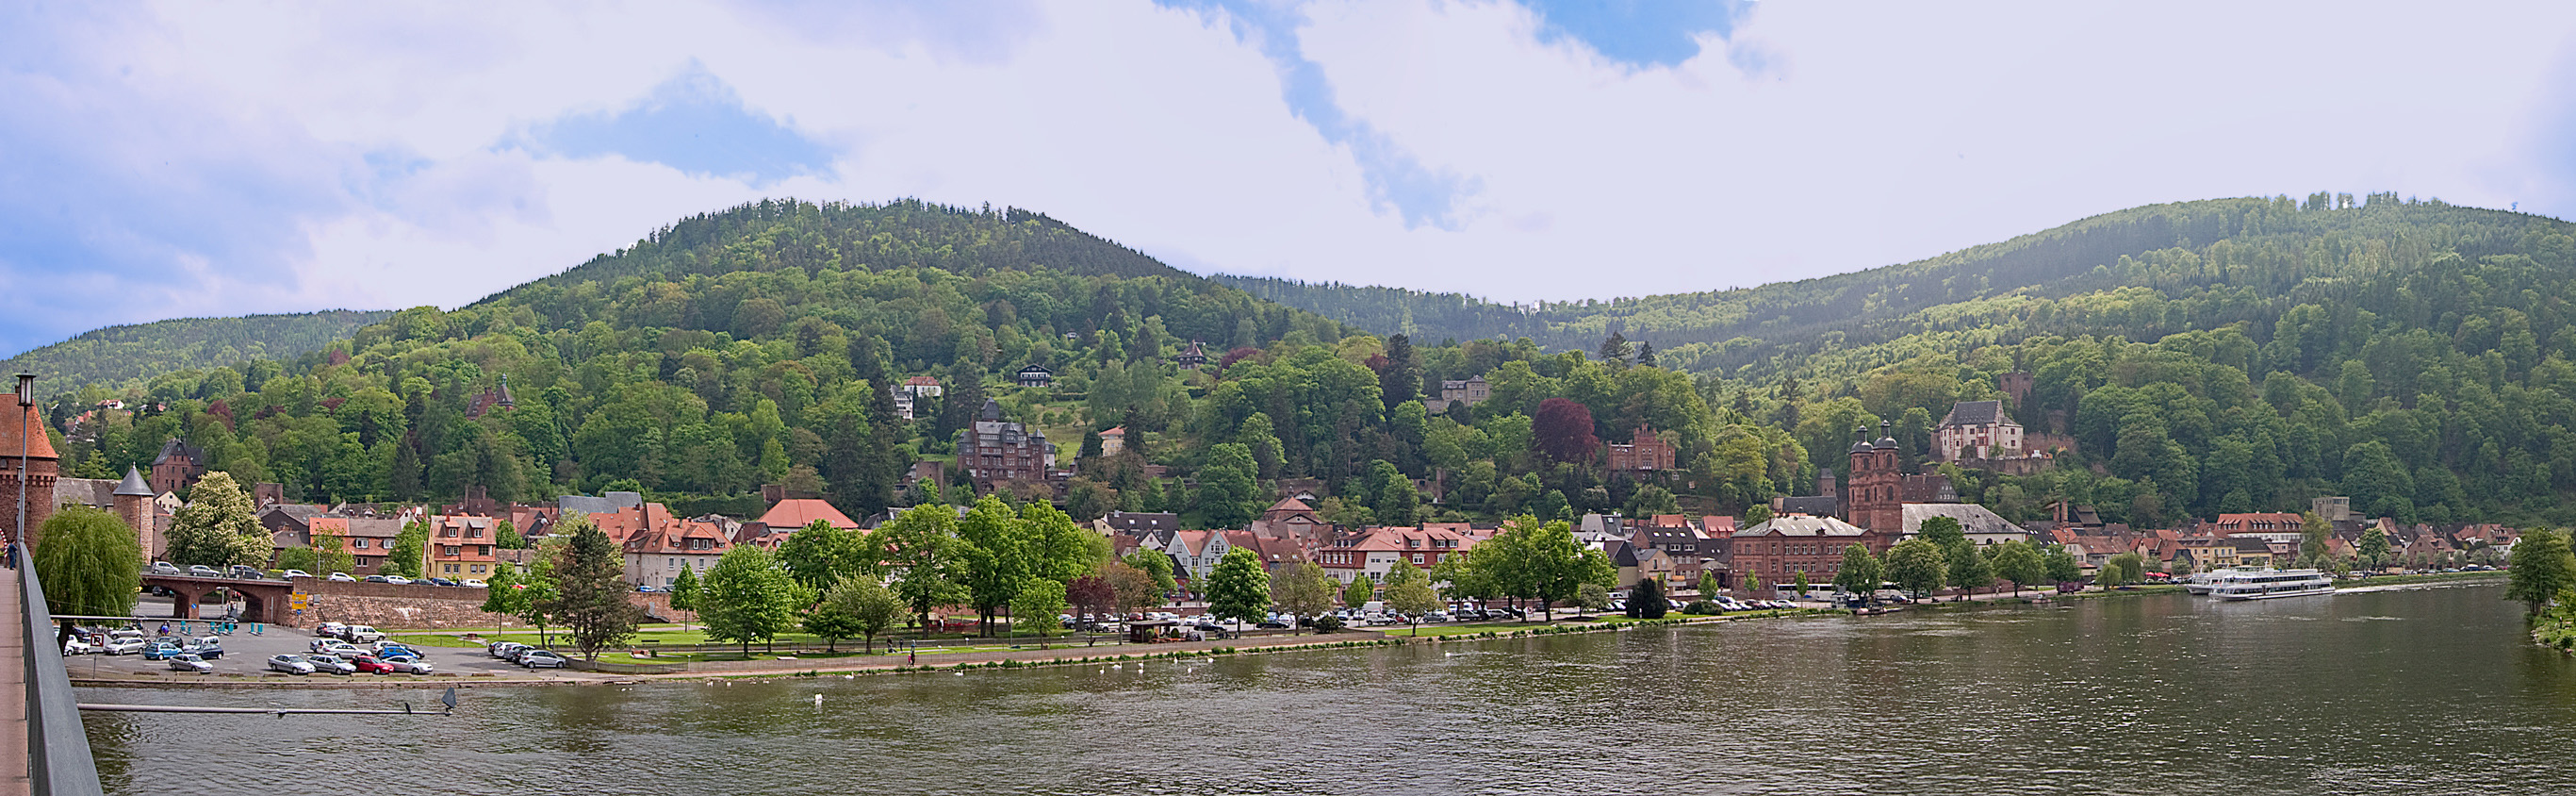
[304,654,358,675]
[167,654,214,673]
[268,654,317,675]
[379,655,435,674]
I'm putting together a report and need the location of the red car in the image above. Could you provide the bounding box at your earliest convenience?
[350,655,399,674]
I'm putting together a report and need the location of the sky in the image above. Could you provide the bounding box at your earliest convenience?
[5,1,2575,357]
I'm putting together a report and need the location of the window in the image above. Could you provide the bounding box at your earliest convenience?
[354,539,370,550]
[444,564,460,573]
[443,546,460,556]
[477,545,491,556]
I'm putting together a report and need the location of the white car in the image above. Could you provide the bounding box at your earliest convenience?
[62,637,97,655]
[461,578,488,588]
[341,625,386,643]
[327,572,356,582]
[268,654,317,675]
[380,575,413,585]
[281,569,314,579]
[311,638,364,656]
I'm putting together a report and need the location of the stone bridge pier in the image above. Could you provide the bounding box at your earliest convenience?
[138,574,295,625]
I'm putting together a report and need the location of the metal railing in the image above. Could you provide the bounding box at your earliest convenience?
[17,540,106,796]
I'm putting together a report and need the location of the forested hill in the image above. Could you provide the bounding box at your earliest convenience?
[2,309,392,391]
[48,197,1349,523]
[1223,194,2576,378]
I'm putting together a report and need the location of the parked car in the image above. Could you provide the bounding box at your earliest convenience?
[341,625,386,643]
[383,575,413,585]
[188,564,222,577]
[268,654,317,675]
[315,622,348,638]
[350,655,399,674]
[311,638,365,656]
[167,653,214,673]
[371,645,420,660]
[488,641,530,660]
[327,572,356,582]
[228,564,266,579]
[1255,620,1292,629]
[147,561,183,576]
[62,637,97,655]
[378,655,435,674]
[635,585,658,592]
[281,569,314,579]
[460,579,488,588]
[184,637,224,659]
[304,654,357,675]
[102,634,148,655]
[518,650,569,669]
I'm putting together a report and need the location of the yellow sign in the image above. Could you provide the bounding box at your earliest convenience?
[289,594,310,608]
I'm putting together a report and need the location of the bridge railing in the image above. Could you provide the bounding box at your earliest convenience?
[17,541,106,796]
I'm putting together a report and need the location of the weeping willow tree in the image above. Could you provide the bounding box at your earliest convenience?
[34,506,142,618]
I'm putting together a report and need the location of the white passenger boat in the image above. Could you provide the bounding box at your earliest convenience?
[2207,569,2335,601]
[2181,569,2240,595]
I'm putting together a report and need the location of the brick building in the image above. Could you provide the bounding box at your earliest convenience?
[1606,425,1677,473]
[955,399,1055,489]
[1729,514,1889,594]
[1845,422,1904,533]
[0,403,58,548]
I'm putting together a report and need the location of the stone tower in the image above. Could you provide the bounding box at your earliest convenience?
[1846,421,1903,533]
[0,402,59,548]
[114,465,156,557]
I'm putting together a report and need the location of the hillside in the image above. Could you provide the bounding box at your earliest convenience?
[48,198,1351,522]
[34,192,2576,534]
[0,309,392,392]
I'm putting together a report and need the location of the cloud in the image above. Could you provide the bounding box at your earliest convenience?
[509,61,838,186]
[1,0,2573,358]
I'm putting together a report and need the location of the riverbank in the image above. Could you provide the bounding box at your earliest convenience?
[73,610,1835,689]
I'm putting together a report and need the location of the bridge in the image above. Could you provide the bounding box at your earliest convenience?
[136,573,298,625]
[8,542,107,795]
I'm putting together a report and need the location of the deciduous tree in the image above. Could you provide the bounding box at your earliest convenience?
[1832,543,1883,602]
[2507,528,2576,616]
[1269,561,1338,633]
[1205,547,1270,626]
[701,545,813,656]
[34,506,140,620]
[1884,538,1946,599]
[163,471,265,568]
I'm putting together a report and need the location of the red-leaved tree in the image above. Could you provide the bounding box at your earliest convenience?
[1067,574,1116,621]
[1534,398,1600,463]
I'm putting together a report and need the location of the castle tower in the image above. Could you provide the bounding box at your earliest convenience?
[0,403,59,548]
[115,465,157,557]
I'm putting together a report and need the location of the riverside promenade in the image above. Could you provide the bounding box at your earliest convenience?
[3,562,29,796]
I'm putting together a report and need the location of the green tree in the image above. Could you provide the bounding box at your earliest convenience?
[1793,569,1811,596]
[1832,543,1883,603]
[1947,542,1994,601]
[310,530,355,578]
[1382,561,1441,635]
[33,506,141,619]
[163,471,264,568]
[479,561,523,635]
[1205,547,1271,627]
[2099,552,2147,588]
[517,545,560,648]
[2042,544,2082,584]
[388,519,428,579]
[1342,574,1375,607]
[667,565,700,630]
[1574,582,1613,616]
[496,520,527,550]
[700,545,814,656]
[779,519,870,593]
[1196,442,1261,528]
[1124,549,1177,601]
[1742,504,1773,527]
[873,506,970,638]
[1010,578,1068,641]
[2357,526,2391,571]
[832,574,906,654]
[2299,511,2332,568]
[1270,561,1338,633]
[542,520,646,660]
[800,589,863,653]
[1628,577,1669,619]
[1989,540,2044,598]
[1884,538,1947,599]
[2506,528,2576,616]
[956,495,1030,636]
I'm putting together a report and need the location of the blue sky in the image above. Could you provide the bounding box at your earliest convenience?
[3,1,2574,357]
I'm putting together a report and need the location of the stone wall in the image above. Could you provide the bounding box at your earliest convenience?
[290,579,683,629]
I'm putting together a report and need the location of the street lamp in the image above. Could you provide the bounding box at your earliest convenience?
[14,373,31,556]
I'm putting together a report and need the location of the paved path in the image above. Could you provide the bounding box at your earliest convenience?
[3,564,32,796]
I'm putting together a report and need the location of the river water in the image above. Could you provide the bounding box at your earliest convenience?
[79,579,2576,795]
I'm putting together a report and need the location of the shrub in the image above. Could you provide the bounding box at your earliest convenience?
[1682,601,1719,615]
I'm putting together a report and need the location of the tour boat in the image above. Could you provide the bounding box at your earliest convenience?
[2207,569,2336,601]
[2181,570,2235,595]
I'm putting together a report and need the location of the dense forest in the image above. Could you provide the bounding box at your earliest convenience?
[29,192,2576,531]
[2,310,390,390]
[1235,194,2576,527]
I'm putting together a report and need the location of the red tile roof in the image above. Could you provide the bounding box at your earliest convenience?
[759,498,859,531]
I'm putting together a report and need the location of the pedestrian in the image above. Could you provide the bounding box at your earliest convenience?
[908,647,916,665]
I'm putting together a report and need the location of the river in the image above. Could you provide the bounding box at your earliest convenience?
[78,579,2576,795]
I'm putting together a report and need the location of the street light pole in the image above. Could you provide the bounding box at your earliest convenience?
[15,373,32,559]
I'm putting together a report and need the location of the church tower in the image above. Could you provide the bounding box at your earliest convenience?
[1846,421,1903,532]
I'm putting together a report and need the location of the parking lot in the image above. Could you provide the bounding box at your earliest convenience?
[59,619,595,681]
